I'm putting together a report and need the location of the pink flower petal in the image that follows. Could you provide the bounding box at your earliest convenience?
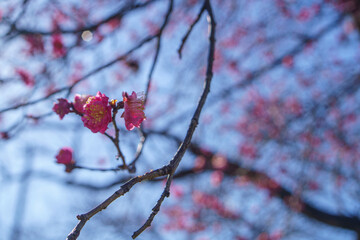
[15,68,35,87]
[122,91,146,131]
[73,94,91,114]
[81,91,112,133]
[53,98,71,119]
[55,147,73,165]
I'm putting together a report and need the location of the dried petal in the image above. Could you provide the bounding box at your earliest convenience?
[122,91,146,131]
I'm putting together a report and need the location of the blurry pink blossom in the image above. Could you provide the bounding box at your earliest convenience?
[0,132,9,140]
[55,147,73,164]
[239,142,257,159]
[282,55,293,68]
[81,91,112,133]
[52,34,66,58]
[53,98,71,119]
[24,34,45,55]
[15,68,35,87]
[73,94,91,114]
[210,171,224,187]
[55,147,75,173]
[121,91,146,131]
[285,97,302,115]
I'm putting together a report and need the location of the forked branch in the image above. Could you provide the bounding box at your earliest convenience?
[66,0,216,239]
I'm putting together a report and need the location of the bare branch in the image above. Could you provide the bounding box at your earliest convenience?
[168,0,216,171]
[132,174,173,239]
[66,165,172,240]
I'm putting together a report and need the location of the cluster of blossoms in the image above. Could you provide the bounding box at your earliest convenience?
[52,91,146,170]
[52,91,146,132]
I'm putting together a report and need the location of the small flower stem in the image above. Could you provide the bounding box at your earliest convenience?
[110,108,127,167]
[73,165,122,172]
[103,131,126,167]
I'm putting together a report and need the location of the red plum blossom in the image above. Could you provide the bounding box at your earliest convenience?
[81,91,112,133]
[55,147,75,173]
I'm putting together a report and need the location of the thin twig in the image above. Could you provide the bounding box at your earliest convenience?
[214,13,346,101]
[66,34,158,98]
[132,174,173,239]
[130,0,173,171]
[144,0,174,106]
[0,87,67,114]
[128,129,147,173]
[6,1,158,38]
[0,34,158,114]
[111,107,126,166]
[5,0,31,37]
[177,3,206,59]
[103,132,126,167]
[73,165,123,172]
